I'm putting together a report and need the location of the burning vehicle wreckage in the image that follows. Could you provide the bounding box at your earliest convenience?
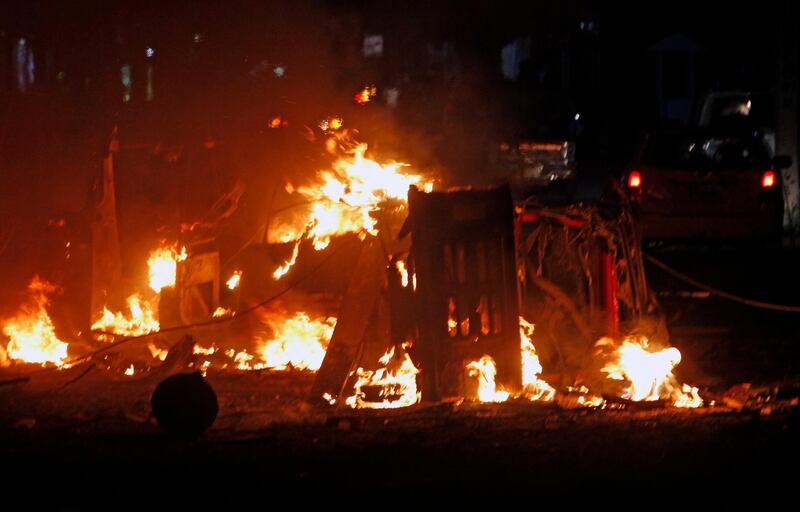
[0,129,796,441]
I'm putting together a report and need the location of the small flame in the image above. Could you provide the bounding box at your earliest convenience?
[272,241,300,280]
[396,260,409,287]
[354,85,377,105]
[124,364,135,376]
[2,277,69,367]
[258,312,336,370]
[147,342,168,361]
[91,294,159,337]
[518,317,556,402]
[345,343,421,409]
[226,270,242,290]
[212,307,233,318]
[467,356,510,402]
[193,344,217,355]
[147,245,187,293]
[600,336,703,408]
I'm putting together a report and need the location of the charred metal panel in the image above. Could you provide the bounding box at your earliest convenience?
[407,184,521,401]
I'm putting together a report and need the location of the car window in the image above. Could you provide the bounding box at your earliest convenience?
[642,134,770,169]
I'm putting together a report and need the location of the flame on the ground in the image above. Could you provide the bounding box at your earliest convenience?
[147,245,187,293]
[599,336,703,408]
[270,143,431,277]
[467,356,510,402]
[226,270,242,290]
[518,317,556,401]
[257,312,336,370]
[345,343,421,409]
[1,277,69,367]
[91,294,159,337]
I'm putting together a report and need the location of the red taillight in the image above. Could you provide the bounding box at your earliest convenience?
[761,170,776,189]
[627,170,642,189]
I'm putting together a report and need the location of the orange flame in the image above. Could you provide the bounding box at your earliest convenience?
[2,277,69,367]
[91,294,159,337]
[345,343,420,409]
[518,317,556,401]
[147,245,187,293]
[599,336,703,408]
[271,143,431,278]
[257,312,336,370]
[467,355,510,402]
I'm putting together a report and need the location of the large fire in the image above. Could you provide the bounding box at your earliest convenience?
[257,312,336,371]
[91,294,159,337]
[270,143,431,278]
[599,336,703,408]
[345,343,420,409]
[1,277,69,367]
[147,245,187,292]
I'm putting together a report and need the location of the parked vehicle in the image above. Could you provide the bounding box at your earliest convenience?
[624,129,791,240]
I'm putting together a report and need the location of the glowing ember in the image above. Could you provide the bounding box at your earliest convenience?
[91,294,159,337]
[147,245,187,293]
[600,336,703,408]
[518,317,556,401]
[354,85,377,105]
[345,343,421,409]
[226,270,242,290]
[2,277,69,367]
[467,355,510,403]
[258,312,336,370]
[275,143,431,252]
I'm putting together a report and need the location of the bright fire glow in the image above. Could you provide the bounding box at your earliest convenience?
[258,312,336,371]
[275,144,431,254]
[345,343,420,409]
[519,317,556,401]
[147,245,187,293]
[1,277,69,367]
[467,356,510,403]
[600,336,703,408]
[91,294,159,337]
[226,270,242,290]
[396,260,409,287]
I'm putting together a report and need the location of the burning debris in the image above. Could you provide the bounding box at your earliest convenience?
[345,343,420,409]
